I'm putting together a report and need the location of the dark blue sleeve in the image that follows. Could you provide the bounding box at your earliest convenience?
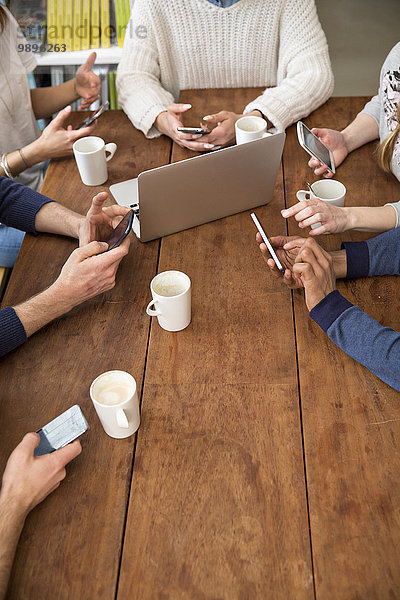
[0,306,27,357]
[0,176,53,234]
[310,290,400,391]
[342,228,400,279]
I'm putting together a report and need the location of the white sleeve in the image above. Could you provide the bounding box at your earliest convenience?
[244,0,334,131]
[385,201,400,228]
[116,1,175,138]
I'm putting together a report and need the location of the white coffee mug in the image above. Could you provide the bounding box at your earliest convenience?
[296,179,346,229]
[90,370,140,439]
[146,270,191,332]
[73,136,117,186]
[235,115,271,145]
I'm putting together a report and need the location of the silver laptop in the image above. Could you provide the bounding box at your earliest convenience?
[109,132,285,242]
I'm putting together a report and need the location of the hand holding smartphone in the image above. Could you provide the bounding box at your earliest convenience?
[251,212,285,275]
[296,121,335,175]
[104,210,134,251]
[34,405,88,456]
[75,101,109,130]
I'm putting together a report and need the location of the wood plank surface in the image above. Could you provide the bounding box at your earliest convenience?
[117,90,314,599]
[284,98,400,598]
[0,111,171,599]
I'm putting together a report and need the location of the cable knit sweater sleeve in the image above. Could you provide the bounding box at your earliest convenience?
[244,0,334,130]
[116,4,175,139]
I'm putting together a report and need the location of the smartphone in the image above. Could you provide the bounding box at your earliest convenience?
[104,209,134,251]
[296,121,335,175]
[34,405,88,456]
[75,101,110,130]
[250,212,285,275]
[177,127,209,135]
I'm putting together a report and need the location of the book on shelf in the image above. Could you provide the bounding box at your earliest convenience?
[90,0,101,49]
[100,0,110,48]
[72,0,82,50]
[64,0,73,51]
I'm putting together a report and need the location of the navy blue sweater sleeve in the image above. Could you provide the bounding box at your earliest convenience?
[311,290,400,391]
[343,228,400,279]
[0,176,53,233]
[0,307,27,357]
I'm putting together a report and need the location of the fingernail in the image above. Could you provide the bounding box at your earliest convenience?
[281,209,289,217]
[183,104,192,109]
[192,134,203,139]
[214,146,222,150]
[203,115,212,121]
[204,143,215,149]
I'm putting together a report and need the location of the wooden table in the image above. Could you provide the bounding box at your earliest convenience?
[1,92,399,600]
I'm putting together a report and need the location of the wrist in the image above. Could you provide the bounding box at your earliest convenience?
[26,138,45,165]
[0,488,29,521]
[340,127,356,155]
[155,111,168,134]
[73,78,80,100]
[331,250,347,279]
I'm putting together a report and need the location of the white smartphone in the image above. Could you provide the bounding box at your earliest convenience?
[250,212,285,275]
[34,405,89,456]
[296,121,335,175]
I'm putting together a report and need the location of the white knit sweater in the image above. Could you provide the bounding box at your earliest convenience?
[116,0,334,138]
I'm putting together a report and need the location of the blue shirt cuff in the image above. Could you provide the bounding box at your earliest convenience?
[309,290,354,333]
[0,306,27,357]
[341,241,369,279]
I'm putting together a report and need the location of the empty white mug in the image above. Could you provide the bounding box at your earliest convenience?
[73,136,117,186]
[296,179,346,229]
[90,370,140,439]
[146,271,191,332]
[235,115,271,145]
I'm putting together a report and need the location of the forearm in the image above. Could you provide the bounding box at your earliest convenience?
[34,202,84,238]
[331,250,347,279]
[30,81,78,120]
[0,494,27,600]
[14,282,76,338]
[0,140,48,178]
[311,294,400,391]
[342,205,397,232]
[341,113,379,154]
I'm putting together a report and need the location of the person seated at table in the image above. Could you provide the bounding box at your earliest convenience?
[0,4,101,267]
[116,0,334,151]
[282,41,400,235]
[0,433,81,599]
[256,230,400,391]
[0,176,131,358]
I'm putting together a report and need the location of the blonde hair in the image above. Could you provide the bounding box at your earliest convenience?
[377,102,400,173]
[0,6,7,33]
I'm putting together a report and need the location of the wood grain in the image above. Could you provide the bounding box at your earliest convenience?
[284,98,400,599]
[0,111,171,599]
[117,89,314,599]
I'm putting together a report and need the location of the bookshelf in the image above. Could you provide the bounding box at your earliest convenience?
[35,46,122,66]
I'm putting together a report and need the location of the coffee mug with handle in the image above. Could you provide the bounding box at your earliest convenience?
[90,370,140,439]
[146,270,191,332]
[73,136,117,186]
[235,115,271,145]
[296,179,346,229]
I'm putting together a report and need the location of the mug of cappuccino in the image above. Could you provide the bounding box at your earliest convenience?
[73,136,117,186]
[146,270,191,332]
[235,115,271,145]
[90,370,140,439]
[296,179,346,229]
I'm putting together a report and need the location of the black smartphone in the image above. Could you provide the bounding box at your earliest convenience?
[250,212,285,275]
[34,405,88,456]
[104,209,134,251]
[177,127,209,135]
[75,101,110,130]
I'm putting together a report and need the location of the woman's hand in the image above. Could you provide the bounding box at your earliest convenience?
[155,104,213,150]
[308,128,349,178]
[281,198,350,235]
[33,106,96,161]
[75,52,101,110]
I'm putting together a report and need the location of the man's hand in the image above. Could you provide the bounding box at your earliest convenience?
[1,433,82,517]
[75,52,101,110]
[256,233,305,288]
[307,128,349,178]
[34,105,96,161]
[51,239,130,312]
[292,238,337,310]
[78,191,130,246]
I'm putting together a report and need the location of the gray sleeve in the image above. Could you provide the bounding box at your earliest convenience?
[384,201,400,227]
[359,93,380,125]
